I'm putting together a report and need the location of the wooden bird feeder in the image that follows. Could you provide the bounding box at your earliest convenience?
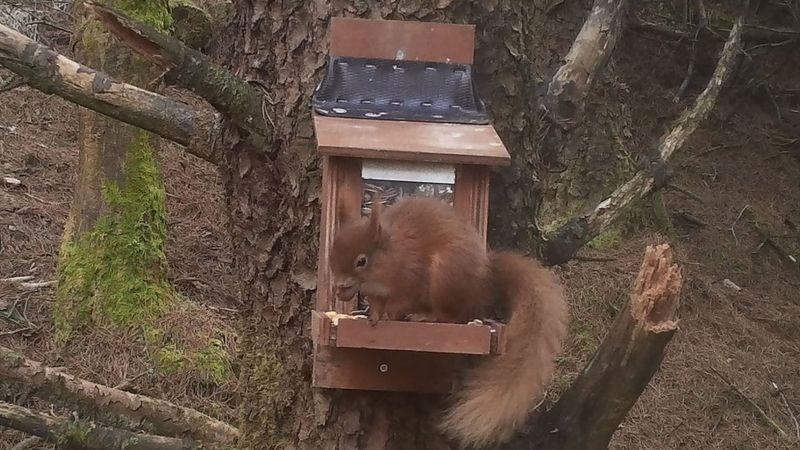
[311,17,511,394]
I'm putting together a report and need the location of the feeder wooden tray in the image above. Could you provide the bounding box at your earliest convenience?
[311,312,507,393]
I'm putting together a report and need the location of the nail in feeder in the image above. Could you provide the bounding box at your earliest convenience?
[311,17,511,394]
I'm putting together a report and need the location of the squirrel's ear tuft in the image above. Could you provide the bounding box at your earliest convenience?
[368,193,384,241]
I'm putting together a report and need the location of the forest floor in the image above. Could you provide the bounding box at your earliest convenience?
[2,27,800,450]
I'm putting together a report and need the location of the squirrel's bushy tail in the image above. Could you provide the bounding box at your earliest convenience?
[439,251,569,448]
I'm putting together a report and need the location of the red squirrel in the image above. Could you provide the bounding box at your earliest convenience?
[329,196,569,448]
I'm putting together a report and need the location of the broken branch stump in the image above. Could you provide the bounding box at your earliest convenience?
[533,244,682,449]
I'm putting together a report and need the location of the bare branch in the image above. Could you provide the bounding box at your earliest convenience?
[628,17,799,44]
[0,401,207,450]
[541,14,744,265]
[539,0,629,165]
[0,23,221,164]
[0,346,239,444]
[86,1,271,150]
[529,244,682,448]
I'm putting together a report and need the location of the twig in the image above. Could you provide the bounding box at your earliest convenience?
[27,21,73,34]
[730,205,751,246]
[207,305,240,314]
[1,276,34,283]
[23,192,66,206]
[676,0,706,101]
[0,327,32,337]
[114,369,153,391]
[10,436,43,450]
[745,38,798,53]
[0,76,25,94]
[19,280,57,290]
[675,30,698,100]
[573,255,618,262]
[772,381,800,440]
[710,368,788,439]
[666,183,704,203]
[673,210,708,227]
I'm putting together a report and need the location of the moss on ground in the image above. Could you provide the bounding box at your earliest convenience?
[117,0,173,32]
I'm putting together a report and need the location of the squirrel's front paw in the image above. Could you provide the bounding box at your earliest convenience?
[405,313,438,322]
[368,311,380,326]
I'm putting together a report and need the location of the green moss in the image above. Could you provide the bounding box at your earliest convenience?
[58,420,92,447]
[55,130,173,342]
[116,0,173,32]
[238,332,296,446]
[154,341,190,373]
[195,339,231,384]
[588,227,623,250]
[144,324,232,383]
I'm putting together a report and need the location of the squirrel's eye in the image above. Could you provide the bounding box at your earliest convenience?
[355,254,368,268]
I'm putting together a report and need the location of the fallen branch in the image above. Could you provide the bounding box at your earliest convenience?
[539,0,629,165]
[10,436,43,450]
[531,244,682,449]
[541,14,744,265]
[629,17,800,44]
[0,401,206,450]
[710,369,788,439]
[86,1,271,150]
[0,346,239,444]
[0,23,221,165]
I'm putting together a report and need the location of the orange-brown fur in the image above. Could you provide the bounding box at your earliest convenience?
[329,197,569,448]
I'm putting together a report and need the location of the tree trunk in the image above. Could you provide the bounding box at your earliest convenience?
[55,2,231,382]
[54,0,175,339]
[224,1,594,448]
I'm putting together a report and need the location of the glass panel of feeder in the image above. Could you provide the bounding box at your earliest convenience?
[361,159,455,215]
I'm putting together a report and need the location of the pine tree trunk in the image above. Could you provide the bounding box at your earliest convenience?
[55,1,176,340]
[224,1,593,447]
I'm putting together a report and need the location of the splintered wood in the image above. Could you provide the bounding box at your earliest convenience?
[630,244,682,333]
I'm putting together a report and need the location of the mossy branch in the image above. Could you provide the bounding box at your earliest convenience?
[0,346,239,444]
[0,23,221,164]
[86,1,271,151]
[541,13,744,265]
[0,401,207,450]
